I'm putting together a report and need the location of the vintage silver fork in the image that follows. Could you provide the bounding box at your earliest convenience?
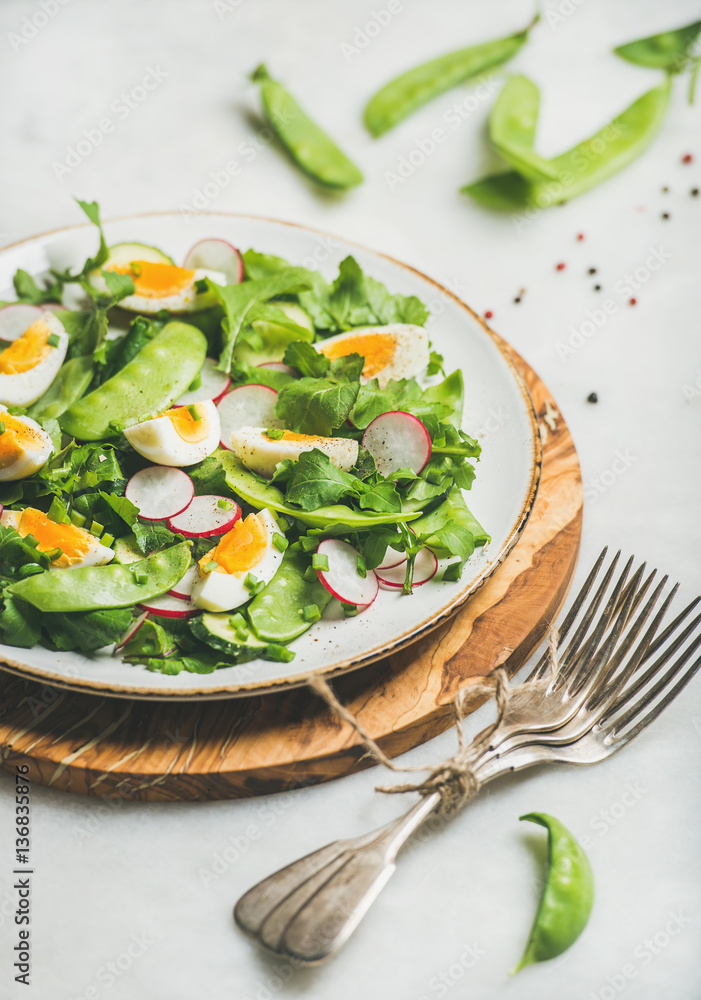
[234,550,701,964]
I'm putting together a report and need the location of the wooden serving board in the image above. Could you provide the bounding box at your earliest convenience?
[0,343,582,801]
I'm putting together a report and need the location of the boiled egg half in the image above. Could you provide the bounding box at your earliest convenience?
[1,507,114,568]
[191,508,283,613]
[0,412,53,481]
[99,259,226,314]
[0,312,69,407]
[316,324,429,389]
[230,427,359,479]
[124,400,221,467]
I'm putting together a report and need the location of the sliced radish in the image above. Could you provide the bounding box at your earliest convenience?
[378,544,407,571]
[0,303,42,341]
[125,466,194,521]
[258,362,297,376]
[166,494,241,538]
[115,611,149,652]
[43,303,68,314]
[376,548,438,590]
[169,564,198,599]
[174,358,231,406]
[316,539,379,607]
[217,384,280,449]
[137,593,199,618]
[183,239,244,284]
[361,411,432,477]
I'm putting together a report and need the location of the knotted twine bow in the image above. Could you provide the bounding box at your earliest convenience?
[307,629,560,818]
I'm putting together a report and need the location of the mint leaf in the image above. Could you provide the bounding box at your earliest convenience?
[285,449,361,511]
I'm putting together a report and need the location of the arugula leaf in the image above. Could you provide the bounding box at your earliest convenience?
[283,341,330,378]
[0,595,41,648]
[285,450,361,511]
[209,268,312,373]
[357,479,402,513]
[330,353,364,382]
[12,269,63,306]
[131,520,178,556]
[188,455,233,497]
[0,524,50,578]
[42,608,133,653]
[275,376,360,436]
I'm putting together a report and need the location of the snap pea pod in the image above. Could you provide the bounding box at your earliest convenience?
[463,81,671,210]
[614,18,701,72]
[363,15,538,137]
[59,322,207,440]
[218,450,422,528]
[9,542,191,612]
[26,356,94,421]
[489,76,559,182]
[412,486,490,555]
[513,812,594,972]
[251,65,363,190]
[247,550,332,643]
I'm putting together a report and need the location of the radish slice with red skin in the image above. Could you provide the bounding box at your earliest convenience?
[376,548,438,590]
[183,239,244,284]
[166,495,241,538]
[125,466,194,521]
[115,611,149,652]
[315,539,379,607]
[137,594,199,618]
[258,362,297,376]
[0,303,42,341]
[378,545,407,571]
[174,358,231,407]
[43,303,68,314]
[168,564,198,599]
[217,384,280,449]
[361,411,432,477]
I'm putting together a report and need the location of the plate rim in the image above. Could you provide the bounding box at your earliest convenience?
[0,211,542,700]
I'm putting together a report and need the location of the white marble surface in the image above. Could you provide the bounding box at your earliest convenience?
[1,0,700,997]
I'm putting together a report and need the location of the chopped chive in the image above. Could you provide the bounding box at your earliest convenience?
[130,262,142,277]
[194,278,209,293]
[131,568,148,585]
[341,602,359,617]
[275,515,291,532]
[265,427,284,440]
[188,372,202,392]
[102,533,115,547]
[201,559,216,574]
[299,535,318,552]
[70,511,86,528]
[426,466,444,485]
[0,421,5,435]
[264,643,296,663]
[42,547,63,562]
[18,563,44,578]
[303,565,318,582]
[187,404,201,421]
[89,520,104,537]
[303,603,321,623]
[244,573,264,595]
[357,554,367,578]
[228,613,249,640]
[312,553,329,571]
[217,498,234,510]
[272,532,288,552]
[47,333,60,348]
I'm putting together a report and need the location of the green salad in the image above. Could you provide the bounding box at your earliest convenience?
[0,201,488,675]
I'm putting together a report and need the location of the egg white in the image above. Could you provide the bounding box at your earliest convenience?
[124,400,221,467]
[230,427,359,479]
[0,509,114,568]
[0,312,69,407]
[191,508,283,613]
[316,324,429,389]
[117,268,227,315]
[0,414,53,481]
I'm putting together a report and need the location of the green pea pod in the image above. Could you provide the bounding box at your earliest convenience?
[60,322,207,440]
[9,542,191,612]
[26,356,94,421]
[614,18,701,73]
[514,812,594,973]
[363,14,538,137]
[218,450,422,528]
[463,81,671,210]
[489,76,560,182]
[251,64,363,190]
[248,550,332,643]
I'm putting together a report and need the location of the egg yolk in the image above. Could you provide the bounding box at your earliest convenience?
[200,514,267,576]
[0,320,53,375]
[263,430,325,444]
[7,507,92,567]
[161,404,211,443]
[0,414,47,470]
[111,260,196,298]
[318,332,397,378]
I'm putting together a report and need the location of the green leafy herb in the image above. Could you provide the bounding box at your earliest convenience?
[285,450,362,511]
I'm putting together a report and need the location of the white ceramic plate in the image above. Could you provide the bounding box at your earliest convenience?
[0,213,541,699]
